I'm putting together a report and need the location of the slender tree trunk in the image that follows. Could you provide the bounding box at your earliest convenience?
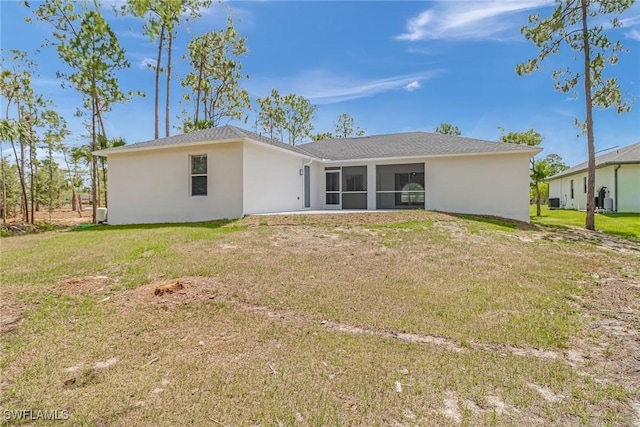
[154,24,166,140]
[101,157,108,209]
[11,137,28,224]
[61,148,80,216]
[48,145,54,220]
[1,146,6,224]
[71,188,77,212]
[204,90,210,122]
[535,183,541,217]
[19,126,28,223]
[581,0,595,231]
[91,95,98,224]
[96,162,101,208]
[194,59,204,125]
[165,29,173,138]
[30,146,35,222]
[95,108,108,209]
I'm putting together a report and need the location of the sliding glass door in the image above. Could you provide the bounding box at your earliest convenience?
[376,163,425,209]
[325,168,341,207]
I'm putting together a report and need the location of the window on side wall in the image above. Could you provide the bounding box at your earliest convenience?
[191,154,207,196]
[583,176,587,194]
[570,179,574,199]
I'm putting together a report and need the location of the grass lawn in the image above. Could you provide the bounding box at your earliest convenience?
[530,205,640,240]
[1,211,639,426]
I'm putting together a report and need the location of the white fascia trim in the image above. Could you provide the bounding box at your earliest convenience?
[92,137,244,156]
[318,148,542,164]
[548,161,640,181]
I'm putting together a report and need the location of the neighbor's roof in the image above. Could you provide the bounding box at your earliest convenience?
[95,125,541,159]
[298,132,541,161]
[549,141,640,180]
[95,125,310,157]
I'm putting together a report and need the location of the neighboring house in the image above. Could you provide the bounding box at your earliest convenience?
[548,142,640,213]
[94,125,540,225]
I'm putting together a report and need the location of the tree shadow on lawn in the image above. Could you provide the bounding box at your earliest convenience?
[68,218,240,233]
[445,212,534,231]
[600,229,639,241]
[532,220,639,242]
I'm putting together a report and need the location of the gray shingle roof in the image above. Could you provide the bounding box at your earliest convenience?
[298,132,540,161]
[96,126,540,160]
[96,125,310,156]
[549,141,640,179]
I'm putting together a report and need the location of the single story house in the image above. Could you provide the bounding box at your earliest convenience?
[548,142,640,212]
[95,125,541,225]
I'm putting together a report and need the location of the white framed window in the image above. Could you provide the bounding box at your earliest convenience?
[190,154,207,196]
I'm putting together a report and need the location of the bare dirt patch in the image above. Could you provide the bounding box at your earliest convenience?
[0,300,25,334]
[103,270,640,424]
[54,275,112,295]
[5,208,91,227]
[110,276,567,362]
[116,277,225,308]
[240,210,453,227]
[536,225,640,254]
[2,209,91,236]
[567,271,640,392]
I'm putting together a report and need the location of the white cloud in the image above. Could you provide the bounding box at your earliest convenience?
[99,0,127,12]
[138,58,156,70]
[396,1,550,42]
[246,70,442,104]
[403,81,421,92]
[619,14,640,28]
[626,28,640,41]
[122,31,148,41]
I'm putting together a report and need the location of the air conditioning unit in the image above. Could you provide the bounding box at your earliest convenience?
[548,198,560,209]
[604,198,614,213]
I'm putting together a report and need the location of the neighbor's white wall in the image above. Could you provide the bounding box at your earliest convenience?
[549,173,589,210]
[424,153,532,222]
[618,164,640,212]
[547,165,635,211]
[107,142,243,225]
[242,141,306,214]
[548,179,563,206]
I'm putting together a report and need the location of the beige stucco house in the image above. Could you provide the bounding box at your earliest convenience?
[548,142,640,213]
[95,125,540,224]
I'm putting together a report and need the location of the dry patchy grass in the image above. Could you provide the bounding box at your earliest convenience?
[1,211,639,426]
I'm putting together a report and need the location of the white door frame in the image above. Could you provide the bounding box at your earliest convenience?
[324,168,341,209]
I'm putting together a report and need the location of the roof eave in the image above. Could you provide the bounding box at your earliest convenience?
[93,137,245,156]
[320,147,541,163]
[548,160,640,180]
[94,136,321,161]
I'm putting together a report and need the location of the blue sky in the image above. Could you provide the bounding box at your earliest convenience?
[1,0,639,166]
